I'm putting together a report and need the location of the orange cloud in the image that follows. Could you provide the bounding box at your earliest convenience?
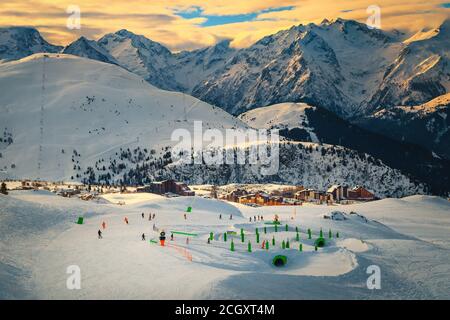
[0,0,448,51]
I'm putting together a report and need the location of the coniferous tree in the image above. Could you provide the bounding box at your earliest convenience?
[0,182,8,195]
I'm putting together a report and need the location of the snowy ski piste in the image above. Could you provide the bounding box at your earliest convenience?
[1,190,449,299]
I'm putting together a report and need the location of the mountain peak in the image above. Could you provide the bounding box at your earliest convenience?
[0,26,62,61]
[115,29,136,37]
[63,36,118,65]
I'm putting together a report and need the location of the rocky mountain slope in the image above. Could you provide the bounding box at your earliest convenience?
[0,54,425,197]
[0,27,62,62]
[239,103,450,195]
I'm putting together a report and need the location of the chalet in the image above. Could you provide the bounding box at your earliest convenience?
[137,179,195,196]
[347,186,375,201]
[237,192,284,206]
[225,189,248,202]
[327,185,348,202]
[294,189,316,202]
[295,189,330,203]
[238,194,256,204]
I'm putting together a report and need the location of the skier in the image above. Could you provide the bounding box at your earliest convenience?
[230,214,233,220]
[184,213,187,220]
[159,231,166,246]
[142,233,146,241]
[186,237,189,245]
[171,233,174,241]
[207,238,211,244]
[102,221,106,229]
[98,229,103,239]
[141,213,144,219]
[124,217,129,224]
[249,217,252,222]
[219,214,222,220]
[254,216,257,222]
[152,223,156,231]
[149,213,152,221]
[153,213,156,219]
[261,240,265,249]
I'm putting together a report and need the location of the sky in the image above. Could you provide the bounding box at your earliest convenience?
[0,0,449,51]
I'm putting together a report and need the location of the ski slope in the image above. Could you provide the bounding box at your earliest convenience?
[0,53,247,181]
[1,190,449,299]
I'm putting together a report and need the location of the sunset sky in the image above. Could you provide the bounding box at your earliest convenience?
[1,0,449,51]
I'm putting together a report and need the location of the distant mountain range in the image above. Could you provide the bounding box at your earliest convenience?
[0,54,426,198]
[0,19,449,195]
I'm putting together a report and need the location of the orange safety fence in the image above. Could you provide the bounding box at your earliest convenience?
[167,242,193,262]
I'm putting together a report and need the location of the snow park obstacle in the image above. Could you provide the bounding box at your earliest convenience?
[264,221,280,225]
[315,237,326,248]
[76,217,84,224]
[170,231,198,237]
[272,255,287,267]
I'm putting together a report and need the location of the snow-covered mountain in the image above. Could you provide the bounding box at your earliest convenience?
[62,36,119,65]
[366,20,450,112]
[0,54,425,197]
[0,27,62,62]
[239,103,450,195]
[172,39,236,92]
[360,93,450,159]
[192,19,403,116]
[95,30,236,93]
[2,19,449,120]
[96,29,182,91]
[0,53,245,181]
[160,141,425,198]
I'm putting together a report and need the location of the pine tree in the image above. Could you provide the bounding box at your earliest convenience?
[0,182,8,195]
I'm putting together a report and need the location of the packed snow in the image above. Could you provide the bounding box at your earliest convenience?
[0,53,246,181]
[1,190,449,299]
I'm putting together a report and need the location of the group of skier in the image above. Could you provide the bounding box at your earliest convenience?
[98,212,157,240]
[249,215,264,222]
